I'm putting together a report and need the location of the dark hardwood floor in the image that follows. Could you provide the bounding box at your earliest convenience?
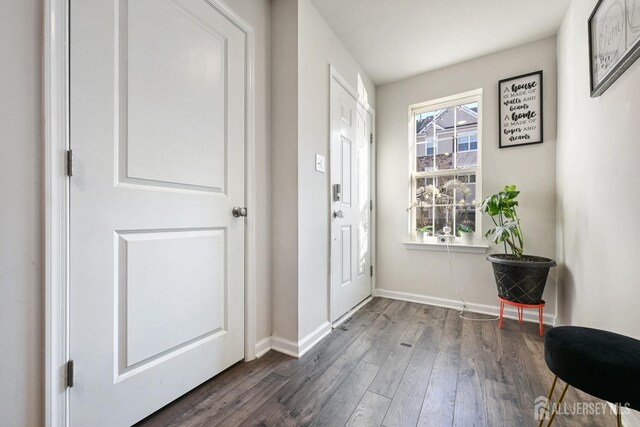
[137,298,616,427]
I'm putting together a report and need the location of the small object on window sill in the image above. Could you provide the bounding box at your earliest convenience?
[436,234,455,244]
[402,240,489,254]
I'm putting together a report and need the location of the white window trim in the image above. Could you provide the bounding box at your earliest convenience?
[406,88,484,249]
[402,241,488,253]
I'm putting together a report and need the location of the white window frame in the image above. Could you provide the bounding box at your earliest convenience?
[407,89,483,245]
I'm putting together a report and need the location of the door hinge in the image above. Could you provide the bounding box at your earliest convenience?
[66,150,73,177]
[370,133,373,144]
[370,199,373,210]
[370,265,374,277]
[66,360,75,388]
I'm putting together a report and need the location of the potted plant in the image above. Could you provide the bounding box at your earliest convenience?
[457,224,474,245]
[416,225,433,242]
[480,185,556,304]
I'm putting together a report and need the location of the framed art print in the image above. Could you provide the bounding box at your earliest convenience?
[589,0,640,97]
[498,70,543,149]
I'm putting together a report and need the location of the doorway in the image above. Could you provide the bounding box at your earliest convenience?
[329,67,374,324]
[46,0,257,425]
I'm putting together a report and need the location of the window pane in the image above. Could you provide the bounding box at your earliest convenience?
[454,174,476,234]
[412,97,480,240]
[416,207,433,232]
[416,110,439,172]
[455,174,476,203]
[434,106,455,171]
[455,102,478,169]
[434,205,454,233]
[416,177,435,205]
[456,130,477,168]
[427,140,435,156]
[417,139,435,172]
[435,175,457,205]
[458,102,478,126]
[457,209,476,234]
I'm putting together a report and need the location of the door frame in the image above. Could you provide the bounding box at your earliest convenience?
[328,65,376,326]
[44,0,257,425]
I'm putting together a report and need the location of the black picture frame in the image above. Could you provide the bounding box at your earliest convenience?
[589,0,640,97]
[498,70,544,149]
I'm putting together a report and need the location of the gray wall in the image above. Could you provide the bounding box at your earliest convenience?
[557,0,640,338]
[375,37,558,316]
[0,1,43,426]
[270,0,375,342]
[232,0,273,356]
[271,0,299,341]
[296,0,375,338]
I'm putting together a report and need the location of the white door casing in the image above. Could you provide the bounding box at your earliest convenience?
[68,0,249,425]
[330,71,372,324]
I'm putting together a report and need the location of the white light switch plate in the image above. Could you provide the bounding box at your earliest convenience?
[315,154,325,173]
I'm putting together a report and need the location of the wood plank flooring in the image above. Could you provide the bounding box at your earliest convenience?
[137,298,616,427]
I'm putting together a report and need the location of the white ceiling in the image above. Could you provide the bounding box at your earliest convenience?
[311,0,572,85]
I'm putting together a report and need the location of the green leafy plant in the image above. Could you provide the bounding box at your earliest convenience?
[416,225,433,235]
[479,185,524,259]
[456,223,473,236]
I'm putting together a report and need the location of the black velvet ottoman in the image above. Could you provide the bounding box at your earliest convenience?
[540,326,640,426]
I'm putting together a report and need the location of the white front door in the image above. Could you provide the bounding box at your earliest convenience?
[69,0,246,425]
[330,75,372,323]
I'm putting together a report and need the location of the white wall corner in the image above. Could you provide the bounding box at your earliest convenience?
[255,336,273,359]
[271,336,301,358]
[297,321,332,358]
[373,289,556,326]
[271,321,332,359]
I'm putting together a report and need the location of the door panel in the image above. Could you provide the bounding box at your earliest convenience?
[341,226,352,284]
[70,0,246,425]
[330,76,372,323]
[341,137,352,205]
[120,229,226,368]
[126,0,226,190]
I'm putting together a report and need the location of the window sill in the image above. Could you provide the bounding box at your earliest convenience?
[402,241,489,254]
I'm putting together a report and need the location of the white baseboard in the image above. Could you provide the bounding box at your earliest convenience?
[271,335,299,358]
[254,336,272,358]
[607,402,640,427]
[332,296,373,328]
[259,321,333,359]
[373,288,556,326]
[297,321,332,357]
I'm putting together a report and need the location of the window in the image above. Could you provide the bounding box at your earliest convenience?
[410,90,482,243]
[457,132,478,152]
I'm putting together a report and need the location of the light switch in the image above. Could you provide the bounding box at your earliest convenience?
[315,154,325,173]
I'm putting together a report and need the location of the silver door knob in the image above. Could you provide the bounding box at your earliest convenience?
[333,210,344,218]
[232,207,248,217]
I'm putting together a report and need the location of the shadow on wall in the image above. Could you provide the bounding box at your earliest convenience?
[556,263,576,325]
[556,196,579,325]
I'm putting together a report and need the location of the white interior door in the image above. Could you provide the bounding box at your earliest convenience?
[330,75,372,324]
[69,0,246,425]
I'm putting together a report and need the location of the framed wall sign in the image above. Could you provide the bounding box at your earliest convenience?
[589,0,640,97]
[498,70,543,149]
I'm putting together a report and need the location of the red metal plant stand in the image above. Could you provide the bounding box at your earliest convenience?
[498,296,545,336]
